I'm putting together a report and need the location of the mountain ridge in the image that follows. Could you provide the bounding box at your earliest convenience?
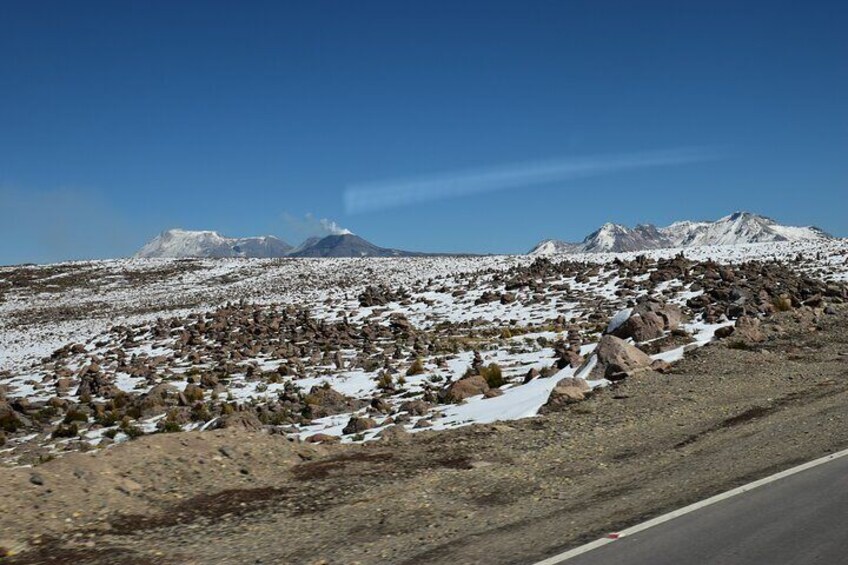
[135,229,294,259]
[135,229,428,259]
[529,212,831,255]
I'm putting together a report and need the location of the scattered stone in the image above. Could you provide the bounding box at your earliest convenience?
[378,425,410,443]
[305,433,340,444]
[116,477,143,495]
[217,411,263,431]
[342,416,377,435]
[714,326,735,339]
[650,359,673,373]
[398,400,431,416]
[523,368,540,384]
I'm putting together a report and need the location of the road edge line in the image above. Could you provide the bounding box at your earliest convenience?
[533,446,848,564]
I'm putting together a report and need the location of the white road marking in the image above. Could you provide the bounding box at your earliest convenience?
[533,446,848,564]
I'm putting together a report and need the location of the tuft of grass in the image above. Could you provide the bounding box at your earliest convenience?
[122,425,145,439]
[406,359,426,376]
[773,295,793,312]
[63,408,89,424]
[191,403,212,422]
[183,385,205,403]
[479,363,505,388]
[51,423,79,439]
[160,421,182,433]
[0,413,20,433]
[94,410,118,427]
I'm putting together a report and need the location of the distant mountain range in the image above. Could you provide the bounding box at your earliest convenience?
[135,212,832,259]
[529,212,831,255]
[135,229,425,259]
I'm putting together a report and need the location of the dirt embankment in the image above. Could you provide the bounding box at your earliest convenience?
[3,307,848,564]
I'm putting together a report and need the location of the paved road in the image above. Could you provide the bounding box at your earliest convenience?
[561,453,848,565]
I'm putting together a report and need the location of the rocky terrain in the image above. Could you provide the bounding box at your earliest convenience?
[1,238,847,562]
[1,302,848,564]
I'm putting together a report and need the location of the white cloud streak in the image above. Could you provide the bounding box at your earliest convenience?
[344,147,718,215]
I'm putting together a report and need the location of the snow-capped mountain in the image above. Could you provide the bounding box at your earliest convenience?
[528,240,580,255]
[135,230,425,259]
[135,229,293,258]
[288,234,424,258]
[529,212,832,255]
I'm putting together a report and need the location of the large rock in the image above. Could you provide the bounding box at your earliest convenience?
[443,375,490,403]
[554,377,591,392]
[378,424,411,443]
[398,400,432,416]
[217,410,263,431]
[734,315,765,343]
[613,311,665,342]
[589,335,653,380]
[541,378,592,411]
[612,298,684,342]
[342,416,377,435]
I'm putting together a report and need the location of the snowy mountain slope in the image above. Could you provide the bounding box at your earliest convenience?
[136,230,426,259]
[530,212,831,255]
[580,223,673,253]
[135,229,293,258]
[525,239,579,255]
[288,234,426,258]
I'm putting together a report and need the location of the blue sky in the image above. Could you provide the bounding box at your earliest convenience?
[1,0,845,264]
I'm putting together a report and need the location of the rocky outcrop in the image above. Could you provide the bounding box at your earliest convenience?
[442,375,490,403]
[588,335,653,380]
[540,377,592,412]
[342,416,377,435]
[611,298,683,342]
[716,315,766,343]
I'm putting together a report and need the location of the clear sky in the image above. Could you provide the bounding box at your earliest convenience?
[1,0,846,264]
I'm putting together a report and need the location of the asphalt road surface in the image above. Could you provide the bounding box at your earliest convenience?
[559,452,848,565]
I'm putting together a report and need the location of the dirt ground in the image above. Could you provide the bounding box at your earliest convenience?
[2,306,848,565]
